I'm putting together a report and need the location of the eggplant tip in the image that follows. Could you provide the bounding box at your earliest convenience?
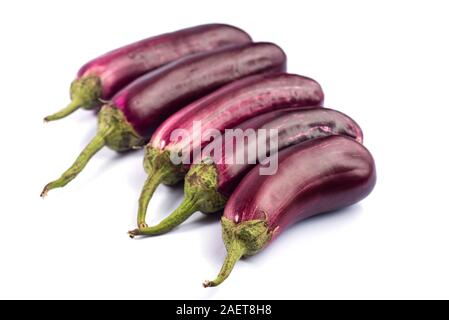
[40,186,49,198]
[128,229,138,239]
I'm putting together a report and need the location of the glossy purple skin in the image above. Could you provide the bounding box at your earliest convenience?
[224,136,376,239]
[150,73,324,156]
[77,24,252,98]
[111,42,286,136]
[202,107,363,196]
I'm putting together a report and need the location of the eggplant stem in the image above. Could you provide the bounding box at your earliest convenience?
[203,239,245,288]
[132,197,199,237]
[136,170,173,229]
[44,99,83,122]
[44,76,102,122]
[40,126,113,197]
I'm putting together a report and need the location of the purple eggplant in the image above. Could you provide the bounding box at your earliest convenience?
[128,108,362,236]
[41,42,286,197]
[44,24,252,121]
[203,135,376,287]
[129,73,324,233]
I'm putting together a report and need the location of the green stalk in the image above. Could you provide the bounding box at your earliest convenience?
[136,170,173,229]
[44,98,85,122]
[130,161,227,236]
[41,105,145,197]
[44,76,102,122]
[131,196,199,237]
[203,239,246,288]
[133,148,188,229]
[203,217,273,288]
[40,126,112,197]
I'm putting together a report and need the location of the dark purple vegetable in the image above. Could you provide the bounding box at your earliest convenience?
[129,73,324,234]
[41,42,286,197]
[203,135,376,287]
[44,24,252,121]
[129,107,362,236]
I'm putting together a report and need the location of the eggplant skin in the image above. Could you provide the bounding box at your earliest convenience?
[77,24,252,98]
[113,42,287,137]
[211,107,364,196]
[150,72,322,152]
[224,135,376,236]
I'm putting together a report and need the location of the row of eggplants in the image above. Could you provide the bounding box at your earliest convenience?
[43,24,376,287]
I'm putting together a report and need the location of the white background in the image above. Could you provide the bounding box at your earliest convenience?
[0,0,448,300]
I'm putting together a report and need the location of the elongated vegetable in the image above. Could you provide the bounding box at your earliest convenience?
[41,42,286,197]
[44,24,252,121]
[203,136,376,287]
[128,107,362,236]
[130,72,324,232]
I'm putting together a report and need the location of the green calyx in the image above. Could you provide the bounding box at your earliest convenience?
[129,161,227,237]
[184,161,227,214]
[143,147,187,185]
[98,105,145,152]
[70,75,103,110]
[41,105,144,197]
[44,75,102,122]
[203,217,272,288]
[221,218,272,255]
[134,148,188,229]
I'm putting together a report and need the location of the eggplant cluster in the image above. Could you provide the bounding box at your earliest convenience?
[43,24,375,287]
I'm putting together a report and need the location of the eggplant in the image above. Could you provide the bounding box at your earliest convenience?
[203,135,376,287]
[41,42,286,196]
[129,107,362,236]
[131,72,324,231]
[44,24,252,121]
